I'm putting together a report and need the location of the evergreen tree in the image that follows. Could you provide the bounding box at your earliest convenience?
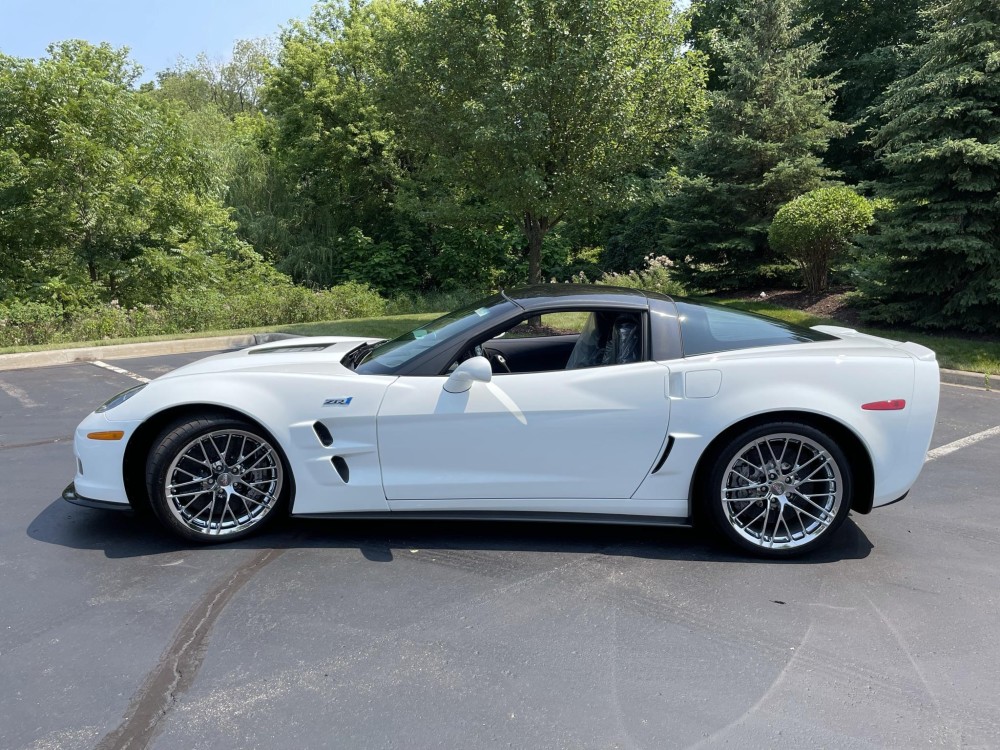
[801,0,926,184]
[663,0,847,291]
[859,0,1000,332]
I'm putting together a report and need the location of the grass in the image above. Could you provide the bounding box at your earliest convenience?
[714,299,1000,376]
[0,313,440,356]
[4,298,997,378]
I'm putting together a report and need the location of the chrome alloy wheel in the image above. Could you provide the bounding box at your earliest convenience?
[164,429,283,537]
[720,432,843,550]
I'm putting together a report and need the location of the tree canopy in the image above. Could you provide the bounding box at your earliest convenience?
[377,0,708,283]
[0,41,247,306]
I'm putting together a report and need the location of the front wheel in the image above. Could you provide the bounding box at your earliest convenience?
[145,415,289,543]
[702,422,853,557]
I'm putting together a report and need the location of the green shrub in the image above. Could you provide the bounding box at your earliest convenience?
[0,282,387,347]
[570,254,688,297]
[769,187,875,293]
[0,300,64,346]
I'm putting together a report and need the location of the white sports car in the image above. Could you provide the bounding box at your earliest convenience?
[65,285,940,557]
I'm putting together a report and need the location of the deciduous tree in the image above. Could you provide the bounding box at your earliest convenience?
[0,41,243,302]
[378,0,707,284]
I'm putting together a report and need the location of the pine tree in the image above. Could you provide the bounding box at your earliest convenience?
[664,0,847,291]
[859,0,1000,332]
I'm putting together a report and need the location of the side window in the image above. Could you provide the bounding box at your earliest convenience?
[460,309,644,374]
[675,301,836,356]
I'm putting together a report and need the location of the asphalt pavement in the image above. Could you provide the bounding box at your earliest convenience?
[1,352,999,749]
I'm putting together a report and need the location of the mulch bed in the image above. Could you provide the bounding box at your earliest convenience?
[715,286,864,327]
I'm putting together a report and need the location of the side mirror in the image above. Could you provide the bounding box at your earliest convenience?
[443,356,493,393]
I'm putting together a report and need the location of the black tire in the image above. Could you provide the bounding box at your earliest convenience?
[700,421,853,558]
[145,414,290,544]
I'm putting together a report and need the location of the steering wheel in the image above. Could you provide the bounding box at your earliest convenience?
[483,346,512,373]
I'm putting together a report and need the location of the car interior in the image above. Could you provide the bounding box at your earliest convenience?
[453,310,644,374]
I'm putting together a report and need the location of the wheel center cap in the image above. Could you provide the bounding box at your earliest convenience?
[770,481,785,494]
[217,472,234,487]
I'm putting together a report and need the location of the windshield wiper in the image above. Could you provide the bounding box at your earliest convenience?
[346,342,377,369]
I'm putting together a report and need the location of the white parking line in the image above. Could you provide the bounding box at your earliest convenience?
[91,360,151,384]
[0,379,40,408]
[926,425,1000,462]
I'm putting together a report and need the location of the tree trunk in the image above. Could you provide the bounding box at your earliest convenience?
[523,212,547,285]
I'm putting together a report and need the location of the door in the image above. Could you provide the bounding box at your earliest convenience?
[376,362,670,502]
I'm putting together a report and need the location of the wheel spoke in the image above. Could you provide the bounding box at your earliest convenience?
[170,488,210,499]
[735,456,765,474]
[800,459,833,483]
[245,449,276,472]
[788,488,835,516]
[783,497,832,526]
[168,477,209,491]
[232,489,271,508]
[729,468,760,485]
[179,492,211,512]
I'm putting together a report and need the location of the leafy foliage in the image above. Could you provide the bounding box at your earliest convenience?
[769,187,875,292]
[571,254,688,297]
[0,281,385,347]
[377,0,707,283]
[663,0,848,291]
[858,0,1000,332]
[0,41,253,302]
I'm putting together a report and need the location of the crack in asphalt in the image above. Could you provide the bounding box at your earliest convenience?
[94,548,286,750]
[0,435,73,451]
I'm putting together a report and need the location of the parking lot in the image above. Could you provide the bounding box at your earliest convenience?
[2,350,999,750]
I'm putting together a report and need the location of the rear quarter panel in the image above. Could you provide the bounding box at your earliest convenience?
[633,344,932,511]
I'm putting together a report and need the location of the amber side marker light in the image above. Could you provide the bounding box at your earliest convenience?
[862,400,906,411]
[87,430,125,440]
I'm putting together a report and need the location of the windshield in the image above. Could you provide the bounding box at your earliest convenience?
[354,295,514,375]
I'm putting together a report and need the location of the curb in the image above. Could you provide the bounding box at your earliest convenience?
[940,368,993,391]
[0,332,298,372]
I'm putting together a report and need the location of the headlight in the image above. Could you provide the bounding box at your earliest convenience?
[95,384,146,413]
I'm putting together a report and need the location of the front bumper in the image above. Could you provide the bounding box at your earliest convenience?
[62,482,132,511]
[72,411,140,505]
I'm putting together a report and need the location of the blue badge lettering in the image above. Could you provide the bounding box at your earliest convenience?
[323,397,354,407]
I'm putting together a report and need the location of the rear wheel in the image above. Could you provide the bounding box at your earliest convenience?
[146,415,289,543]
[702,422,853,557]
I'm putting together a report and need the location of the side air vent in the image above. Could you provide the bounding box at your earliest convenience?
[331,456,350,483]
[651,436,675,474]
[313,421,333,447]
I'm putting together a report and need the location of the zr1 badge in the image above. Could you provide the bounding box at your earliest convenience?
[323,397,354,407]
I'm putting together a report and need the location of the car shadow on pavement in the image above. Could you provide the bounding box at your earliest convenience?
[27,498,873,564]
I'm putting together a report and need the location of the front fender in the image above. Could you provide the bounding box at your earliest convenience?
[106,370,395,514]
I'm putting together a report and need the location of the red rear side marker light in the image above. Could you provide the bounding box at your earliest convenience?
[862,399,906,411]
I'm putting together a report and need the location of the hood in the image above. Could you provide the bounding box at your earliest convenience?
[156,335,384,380]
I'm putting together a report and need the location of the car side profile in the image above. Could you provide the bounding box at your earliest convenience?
[65,285,940,557]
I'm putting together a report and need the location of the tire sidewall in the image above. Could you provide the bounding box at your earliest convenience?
[702,421,854,557]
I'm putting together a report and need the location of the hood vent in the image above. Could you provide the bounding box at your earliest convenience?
[248,344,331,355]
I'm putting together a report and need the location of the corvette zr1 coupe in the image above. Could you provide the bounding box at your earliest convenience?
[65,285,940,557]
